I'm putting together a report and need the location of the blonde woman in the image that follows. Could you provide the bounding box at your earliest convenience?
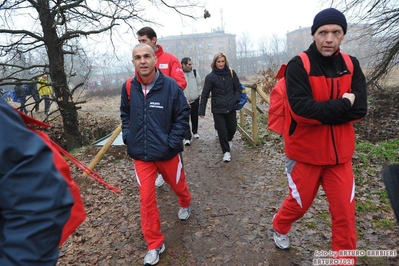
[199,52,242,162]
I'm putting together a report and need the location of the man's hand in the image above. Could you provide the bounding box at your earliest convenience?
[342,92,355,106]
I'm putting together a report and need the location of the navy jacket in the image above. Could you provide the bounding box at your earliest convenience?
[0,98,73,265]
[120,70,190,161]
[199,68,241,116]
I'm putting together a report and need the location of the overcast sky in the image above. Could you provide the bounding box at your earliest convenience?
[149,0,332,42]
[97,0,337,58]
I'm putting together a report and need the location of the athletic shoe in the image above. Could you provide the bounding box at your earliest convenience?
[273,214,290,249]
[223,152,231,162]
[184,139,191,146]
[193,134,200,139]
[215,130,218,139]
[143,243,165,265]
[229,141,233,150]
[155,174,165,188]
[273,230,290,249]
[178,207,190,221]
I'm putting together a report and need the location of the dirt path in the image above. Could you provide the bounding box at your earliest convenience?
[57,105,399,265]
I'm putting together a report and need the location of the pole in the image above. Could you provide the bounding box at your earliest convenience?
[82,123,122,177]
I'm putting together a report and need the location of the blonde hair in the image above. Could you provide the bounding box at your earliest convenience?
[210,52,230,69]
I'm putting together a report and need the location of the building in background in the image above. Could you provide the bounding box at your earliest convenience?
[87,23,375,86]
[286,24,373,67]
[159,28,237,79]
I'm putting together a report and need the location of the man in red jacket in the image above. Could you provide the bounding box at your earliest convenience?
[272,8,367,264]
[137,26,187,188]
[137,26,186,90]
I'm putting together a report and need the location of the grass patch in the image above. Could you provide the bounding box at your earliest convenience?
[356,139,399,165]
[318,212,331,227]
[372,218,396,228]
[304,221,317,229]
[356,199,379,212]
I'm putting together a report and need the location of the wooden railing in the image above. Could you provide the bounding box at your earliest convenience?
[236,83,270,147]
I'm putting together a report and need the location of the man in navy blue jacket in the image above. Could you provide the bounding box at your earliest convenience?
[0,97,73,265]
[120,43,192,266]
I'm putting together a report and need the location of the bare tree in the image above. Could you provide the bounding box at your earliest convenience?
[236,32,256,75]
[0,0,200,150]
[329,0,399,85]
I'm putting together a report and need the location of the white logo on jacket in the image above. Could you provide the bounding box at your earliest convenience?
[149,102,164,109]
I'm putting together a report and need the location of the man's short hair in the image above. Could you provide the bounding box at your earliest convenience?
[137,27,157,39]
[181,57,191,65]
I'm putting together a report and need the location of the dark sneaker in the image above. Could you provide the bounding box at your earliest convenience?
[143,243,165,265]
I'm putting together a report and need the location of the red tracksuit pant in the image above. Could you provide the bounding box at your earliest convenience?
[134,154,191,250]
[273,158,357,258]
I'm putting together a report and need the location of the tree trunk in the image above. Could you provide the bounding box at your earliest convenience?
[38,0,83,150]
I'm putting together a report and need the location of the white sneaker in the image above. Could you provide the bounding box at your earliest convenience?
[155,174,165,188]
[273,214,290,249]
[228,141,233,150]
[223,152,231,162]
[273,230,290,249]
[184,139,191,146]
[143,243,165,265]
[178,207,191,221]
[215,130,218,139]
[193,133,199,139]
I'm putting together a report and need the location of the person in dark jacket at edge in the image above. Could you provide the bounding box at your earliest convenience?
[272,8,367,265]
[0,97,73,265]
[120,43,192,266]
[199,52,242,162]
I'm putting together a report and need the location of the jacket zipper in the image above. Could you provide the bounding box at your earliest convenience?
[330,78,340,165]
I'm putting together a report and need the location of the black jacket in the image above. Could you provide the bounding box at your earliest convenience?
[14,85,26,97]
[199,68,241,115]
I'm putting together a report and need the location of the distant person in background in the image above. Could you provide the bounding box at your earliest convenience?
[120,43,192,266]
[29,81,40,113]
[181,57,202,145]
[272,8,367,264]
[14,84,28,114]
[0,97,73,265]
[137,26,187,187]
[199,52,242,162]
[38,74,53,115]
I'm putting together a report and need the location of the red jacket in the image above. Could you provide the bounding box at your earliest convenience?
[284,43,367,165]
[155,45,187,90]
